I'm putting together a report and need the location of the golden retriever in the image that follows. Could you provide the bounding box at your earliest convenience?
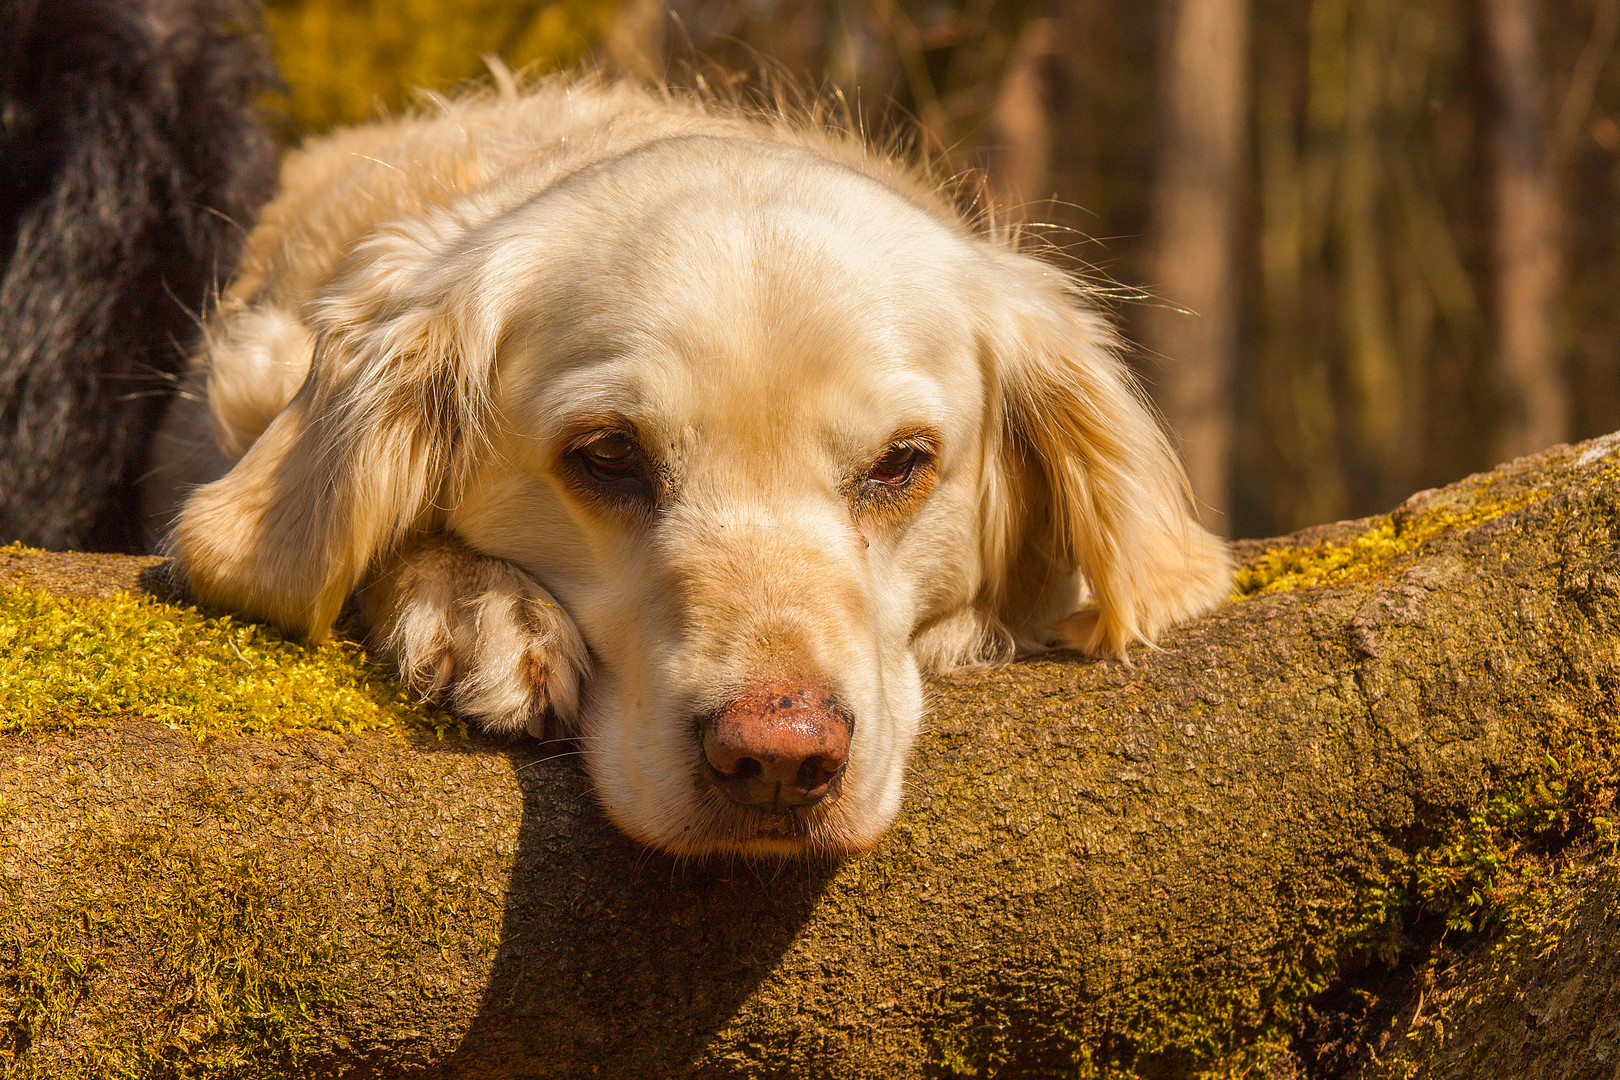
[147,76,1232,856]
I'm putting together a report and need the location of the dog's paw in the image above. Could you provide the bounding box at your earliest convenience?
[363,534,589,738]
[407,573,588,737]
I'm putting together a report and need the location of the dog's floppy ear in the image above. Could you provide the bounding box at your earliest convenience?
[979,251,1232,655]
[170,213,501,639]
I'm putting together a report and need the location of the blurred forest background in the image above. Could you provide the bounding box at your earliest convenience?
[258,0,1620,539]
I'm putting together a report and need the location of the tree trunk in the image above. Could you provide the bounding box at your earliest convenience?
[983,16,1054,214]
[1141,0,1251,527]
[6,433,1620,1078]
[1483,0,1568,462]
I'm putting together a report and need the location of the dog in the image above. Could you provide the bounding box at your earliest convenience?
[148,75,1232,856]
[0,0,279,551]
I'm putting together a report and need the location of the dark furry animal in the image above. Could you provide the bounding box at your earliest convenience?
[0,0,279,551]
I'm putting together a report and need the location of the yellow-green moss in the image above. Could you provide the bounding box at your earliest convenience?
[1232,481,1545,599]
[2,803,495,1077]
[0,587,457,741]
[2,828,478,1078]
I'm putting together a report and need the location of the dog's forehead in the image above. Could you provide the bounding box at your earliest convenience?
[501,140,990,450]
[559,134,962,247]
[510,134,982,325]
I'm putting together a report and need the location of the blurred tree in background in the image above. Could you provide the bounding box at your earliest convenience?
[261,0,619,130]
[259,0,1620,539]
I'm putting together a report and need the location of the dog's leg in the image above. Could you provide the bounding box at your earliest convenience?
[360,532,589,738]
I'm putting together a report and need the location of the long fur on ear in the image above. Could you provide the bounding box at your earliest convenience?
[170,211,502,639]
[979,250,1232,656]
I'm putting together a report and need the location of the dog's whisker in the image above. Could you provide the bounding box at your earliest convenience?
[350,152,406,177]
[514,748,590,769]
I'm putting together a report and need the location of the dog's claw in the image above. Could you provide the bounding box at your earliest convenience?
[425,651,456,699]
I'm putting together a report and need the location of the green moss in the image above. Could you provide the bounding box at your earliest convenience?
[1327,738,1616,1064]
[1358,705,1620,951]
[0,586,457,741]
[0,568,487,1074]
[1110,974,1313,1079]
[1331,774,1609,1079]
[1232,481,1544,599]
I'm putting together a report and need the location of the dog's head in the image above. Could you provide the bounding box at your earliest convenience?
[174,133,1229,855]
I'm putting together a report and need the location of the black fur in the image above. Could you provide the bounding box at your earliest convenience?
[0,0,279,551]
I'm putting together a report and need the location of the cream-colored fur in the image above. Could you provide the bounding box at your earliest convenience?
[149,75,1232,857]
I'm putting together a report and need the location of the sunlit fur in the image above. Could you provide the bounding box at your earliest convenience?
[151,74,1232,857]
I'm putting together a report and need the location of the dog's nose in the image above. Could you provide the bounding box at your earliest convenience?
[701,679,851,809]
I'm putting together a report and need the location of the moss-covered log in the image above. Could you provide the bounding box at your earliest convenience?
[5,435,1620,1079]
[1340,838,1620,1080]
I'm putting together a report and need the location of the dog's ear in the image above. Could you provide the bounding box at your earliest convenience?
[170,213,502,639]
[979,252,1232,655]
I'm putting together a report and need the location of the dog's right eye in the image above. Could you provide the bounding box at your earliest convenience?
[575,431,644,485]
[867,444,925,486]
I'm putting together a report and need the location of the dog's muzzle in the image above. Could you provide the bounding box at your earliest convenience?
[699,678,852,810]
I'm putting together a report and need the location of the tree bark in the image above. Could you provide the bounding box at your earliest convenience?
[1141,0,1251,526]
[6,433,1620,1078]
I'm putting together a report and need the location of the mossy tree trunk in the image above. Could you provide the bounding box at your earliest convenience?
[5,436,1620,1079]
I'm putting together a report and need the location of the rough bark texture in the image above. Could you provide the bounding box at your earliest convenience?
[5,434,1620,1078]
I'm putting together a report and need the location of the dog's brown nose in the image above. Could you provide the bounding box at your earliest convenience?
[702,679,851,809]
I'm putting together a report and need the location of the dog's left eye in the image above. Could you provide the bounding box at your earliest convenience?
[867,444,927,486]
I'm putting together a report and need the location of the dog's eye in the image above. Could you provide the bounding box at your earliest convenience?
[575,432,643,485]
[867,444,926,486]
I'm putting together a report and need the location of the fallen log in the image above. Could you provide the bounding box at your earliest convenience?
[4,434,1620,1079]
[1332,838,1620,1080]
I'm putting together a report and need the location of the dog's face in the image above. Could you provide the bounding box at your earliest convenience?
[171,126,1232,858]
[444,140,1003,852]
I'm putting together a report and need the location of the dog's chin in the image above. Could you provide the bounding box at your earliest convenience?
[608,783,892,860]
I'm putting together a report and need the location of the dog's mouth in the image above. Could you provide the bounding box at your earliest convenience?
[678,773,862,855]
